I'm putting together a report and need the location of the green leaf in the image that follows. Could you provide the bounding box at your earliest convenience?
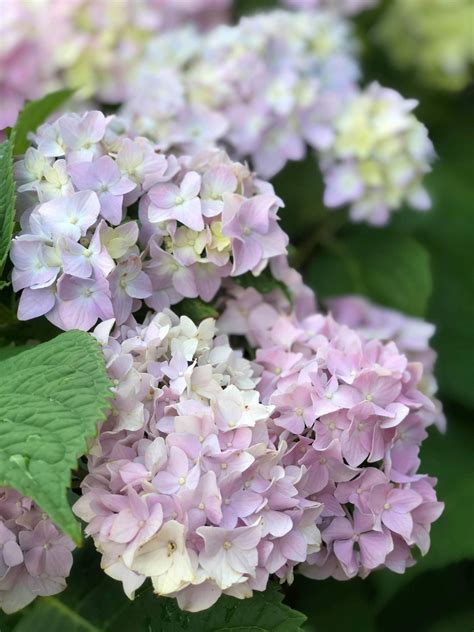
[0,136,16,273]
[0,344,35,361]
[12,89,74,155]
[0,331,112,543]
[306,228,432,317]
[374,562,474,632]
[234,269,292,304]
[175,298,219,322]
[287,576,376,632]
[417,141,474,408]
[11,543,306,632]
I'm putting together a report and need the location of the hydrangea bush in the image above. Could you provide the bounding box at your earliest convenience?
[1,0,469,628]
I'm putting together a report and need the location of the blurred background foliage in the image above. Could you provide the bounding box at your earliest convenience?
[240,1,474,630]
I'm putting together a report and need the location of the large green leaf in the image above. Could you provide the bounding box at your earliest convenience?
[0,344,34,362]
[306,228,432,317]
[0,136,16,273]
[11,543,306,632]
[0,331,112,543]
[12,89,74,155]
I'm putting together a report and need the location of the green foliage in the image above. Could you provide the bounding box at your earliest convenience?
[306,228,432,317]
[10,543,306,632]
[0,136,16,274]
[175,298,219,322]
[418,135,474,408]
[12,89,74,155]
[0,331,112,543]
[0,343,34,361]
[234,269,292,303]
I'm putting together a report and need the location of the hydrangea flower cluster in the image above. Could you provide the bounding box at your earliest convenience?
[73,311,323,612]
[320,83,435,225]
[11,110,288,330]
[327,295,445,431]
[0,0,231,131]
[120,9,360,178]
[218,286,444,580]
[0,2,52,130]
[283,0,378,15]
[376,0,474,92]
[120,12,435,224]
[0,488,75,614]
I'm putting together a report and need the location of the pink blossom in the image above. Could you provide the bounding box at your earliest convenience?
[69,156,136,224]
[148,172,203,231]
[57,273,113,331]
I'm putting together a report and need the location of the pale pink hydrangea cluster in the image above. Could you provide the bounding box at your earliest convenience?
[120,9,360,178]
[0,488,75,614]
[11,111,287,330]
[73,311,323,612]
[327,295,445,431]
[218,286,444,580]
[320,83,435,225]
[0,2,52,130]
[283,0,378,15]
[121,12,435,224]
[0,0,231,130]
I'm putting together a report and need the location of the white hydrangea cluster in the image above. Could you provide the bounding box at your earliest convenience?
[320,83,435,225]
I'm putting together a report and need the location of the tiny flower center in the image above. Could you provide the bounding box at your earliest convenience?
[366,394,373,402]
[220,463,228,470]
[295,407,304,416]
[167,541,177,556]
[175,195,184,205]
[223,541,232,550]
[198,502,205,510]
[242,227,252,236]
[178,476,186,486]
[383,502,391,510]
[274,367,282,375]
